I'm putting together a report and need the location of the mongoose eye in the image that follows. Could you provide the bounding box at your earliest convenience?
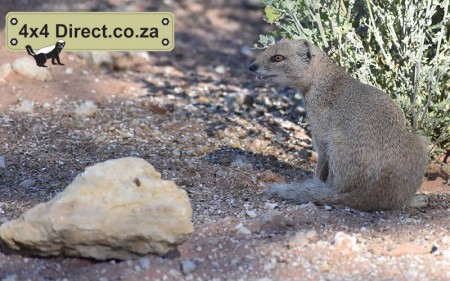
[270,55,285,62]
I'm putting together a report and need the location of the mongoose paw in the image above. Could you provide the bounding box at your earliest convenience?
[408,194,429,208]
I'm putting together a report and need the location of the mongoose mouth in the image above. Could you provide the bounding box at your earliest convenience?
[255,74,276,81]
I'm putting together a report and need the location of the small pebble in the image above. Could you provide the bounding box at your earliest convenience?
[75,100,98,117]
[64,67,73,75]
[264,202,278,209]
[19,179,34,189]
[134,265,141,272]
[214,65,226,74]
[324,205,332,211]
[180,260,196,275]
[237,226,252,235]
[0,63,12,81]
[139,257,150,270]
[299,202,316,209]
[333,231,358,252]
[0,156,5,169]
[246,210,257,218]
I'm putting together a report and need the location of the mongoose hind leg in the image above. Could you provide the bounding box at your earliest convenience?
[407,194,429,208]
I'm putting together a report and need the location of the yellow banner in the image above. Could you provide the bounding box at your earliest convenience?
[6,12,174,51]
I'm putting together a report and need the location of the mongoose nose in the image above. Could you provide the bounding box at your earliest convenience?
[248,63,258,72]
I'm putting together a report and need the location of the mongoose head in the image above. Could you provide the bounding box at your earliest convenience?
[249,39,317,91]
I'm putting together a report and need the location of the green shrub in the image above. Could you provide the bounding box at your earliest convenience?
[257,0,450,154]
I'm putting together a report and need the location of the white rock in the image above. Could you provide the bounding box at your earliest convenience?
[0,157,194,260]
[12,57,52,81]
[139,257,151,270]
[264,202,278,210]
[134,51,151,61]
[0,63,12,82]
[64,67,73,75]
[246,210,257,218]
[235,222,252,235]
[180,260,196,275]
[214,65,226,74]
[75,100,98,117]
[332,231,358,252]
[236,226,252,235]
[15,99,34,113]
[299,202,316,209]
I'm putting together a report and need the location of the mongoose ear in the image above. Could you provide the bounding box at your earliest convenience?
[298,40,312,62]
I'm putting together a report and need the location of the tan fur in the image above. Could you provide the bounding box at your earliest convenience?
[249,39,429,211]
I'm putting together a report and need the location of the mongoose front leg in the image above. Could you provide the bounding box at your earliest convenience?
[314,153,329,181]
[312,137,329,181]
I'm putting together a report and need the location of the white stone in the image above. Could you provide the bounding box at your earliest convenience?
[180,260,196,275]
[236,226,252,235]
[299,202,316,209]
[214,65,226,74]
[246,210,257,218]
[0,157,194,260]
[139,257,151,270]
[0,63,12,82]
[332,231,358,252]
[75,100,98,117]
[264,202,278,209]
[12,57,52,81]
[15,99,34,113]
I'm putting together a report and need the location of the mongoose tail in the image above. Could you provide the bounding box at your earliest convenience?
[267,179,353,208]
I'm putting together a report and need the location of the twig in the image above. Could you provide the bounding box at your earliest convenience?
[312,0,329,49]
[288,10,305,36]
[430,117,450,153]
[365,0,393,68]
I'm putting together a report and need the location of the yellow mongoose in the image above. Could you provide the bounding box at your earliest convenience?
[249,39,429,211]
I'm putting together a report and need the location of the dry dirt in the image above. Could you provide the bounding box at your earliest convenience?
[0,1,449,280]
